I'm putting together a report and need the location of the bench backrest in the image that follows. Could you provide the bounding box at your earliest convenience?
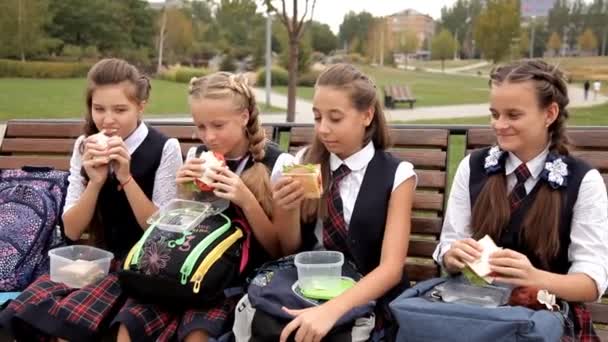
[466,127,608,332]
[0,120,275,170]
[288,126,449,282]
[384,85,414,100]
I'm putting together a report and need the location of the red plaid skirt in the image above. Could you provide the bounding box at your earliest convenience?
[113,296,239,342]
[561,302,601,342]
[0,274,124,341]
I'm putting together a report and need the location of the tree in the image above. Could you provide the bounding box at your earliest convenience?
[548,31,562,55]
[0,0,51,61]
[398,30,419,55]
[338,11,374,54]
[431,29,456,71]
[264,0,317,123]
[578,28,599,53]
[164,7,194,63]
[473,0,520,63]
[519,28,530,58]
[310,21,337,54]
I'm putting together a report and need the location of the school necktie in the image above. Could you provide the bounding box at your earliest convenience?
[322,164,351,254]
[509,163,531,211]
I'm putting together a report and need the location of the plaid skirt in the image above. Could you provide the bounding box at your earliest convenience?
[0,274,124,341]
[562,302,601,342]
[113,296,239,342]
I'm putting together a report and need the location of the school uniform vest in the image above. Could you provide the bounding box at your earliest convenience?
[196,140,282,275]
[469,147,592,274]
[98,126,169,259]
[300,150,401,276]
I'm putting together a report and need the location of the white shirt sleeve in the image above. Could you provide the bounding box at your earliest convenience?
[392,161,417,191]
[151,138,183,207]
[567,169,608,300]
[269,152,295,184]
[63,135,86,214]
[432,154,473,267]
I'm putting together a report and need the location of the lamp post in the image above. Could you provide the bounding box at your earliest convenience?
[529,16,536,58]
[265,12,272,107]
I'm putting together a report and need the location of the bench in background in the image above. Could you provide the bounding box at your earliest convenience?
[383,84,416,109]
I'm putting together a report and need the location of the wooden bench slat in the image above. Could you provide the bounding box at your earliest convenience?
[416,170,446,189]
[1,138,75,154]
[571,150,608,171]
[6,121,83,138]
[408,239,438,258]
[411,217,443,235]
[406,262,439,282]
[589,302,608,325]
[0,156,70,170]
[468,128,608,150]
[413,192,444,212]
[389,150,447,169]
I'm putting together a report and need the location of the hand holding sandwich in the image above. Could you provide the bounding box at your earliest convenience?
[489,249,543,287]
[82,132,111,185]
[443,238,483,274]
[273,177,305,211]
[106,136,131,183]
[273,163,323,211]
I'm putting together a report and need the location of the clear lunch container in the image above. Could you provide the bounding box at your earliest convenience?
[49,245,114,288]
[147,199,211,232]
[295,251,344,296]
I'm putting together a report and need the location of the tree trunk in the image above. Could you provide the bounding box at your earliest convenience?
[441,59,445,72]
[18,0,25,62]
[286,38,299,123]
[157,3,168,74]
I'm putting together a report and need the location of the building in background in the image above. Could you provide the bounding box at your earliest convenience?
[385,9,435,61]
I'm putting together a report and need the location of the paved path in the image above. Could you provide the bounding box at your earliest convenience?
[253,84,608,124]
[422,61,490,75]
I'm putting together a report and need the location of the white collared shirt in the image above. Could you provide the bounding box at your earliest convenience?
[295,142,417,250]
[63,123,183,213]
[433,149,608,299]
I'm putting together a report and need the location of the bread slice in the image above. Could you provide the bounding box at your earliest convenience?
[465,235,502,283]
[283,164,323,199]
[194,151,226,191]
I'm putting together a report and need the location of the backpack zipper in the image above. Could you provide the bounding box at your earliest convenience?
[190,228,243,294]
[179,214,231,285]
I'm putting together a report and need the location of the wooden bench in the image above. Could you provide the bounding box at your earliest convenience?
[383,84,416,109]
[288,125,449,282]
[0,119,276,170]
[466,127,608,338]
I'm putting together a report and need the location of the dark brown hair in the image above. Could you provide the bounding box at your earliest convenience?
[81,58,151,247]
[188,72,273,217]
[301,63,390,222]
[471,59,570,268]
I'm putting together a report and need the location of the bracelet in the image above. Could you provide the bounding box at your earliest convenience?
[118,175,133,191]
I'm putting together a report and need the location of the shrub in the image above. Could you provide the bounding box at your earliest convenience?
[297,70,321,87]
[0,59,92,78]
[256,66,289,86]
[174,67,210,83]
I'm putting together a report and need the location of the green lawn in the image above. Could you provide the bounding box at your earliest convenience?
[409,103,608,126]
[273,66,490,108]
[0,78,284,121]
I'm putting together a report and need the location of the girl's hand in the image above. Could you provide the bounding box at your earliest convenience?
[489,249,543,287]
[272,176,305,211]
[106,136,131,183]
[82,138,110,185]
[443,238,483,272]
[176,158,205,184]
[280,305,340,342]
[207,166,253,208]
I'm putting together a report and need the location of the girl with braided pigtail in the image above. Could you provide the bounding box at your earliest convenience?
[114,72,294,342]
[434,59,608,340]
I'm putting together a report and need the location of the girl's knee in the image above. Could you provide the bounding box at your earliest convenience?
[183,329,209,342]
[116,324,131,342]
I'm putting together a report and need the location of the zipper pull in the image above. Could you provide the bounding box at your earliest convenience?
[181,271,190,285]
[193,278,202,294]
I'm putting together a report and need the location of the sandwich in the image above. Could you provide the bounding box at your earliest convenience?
[463,235,502,286]
[193,151,226,192]
[283,164,323,199]
[58,259,105,288]
[91,131,111,149]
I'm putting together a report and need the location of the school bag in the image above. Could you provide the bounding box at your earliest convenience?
[389,276,572,342]
[0,167,69,291]
[119,208,252,310]
[233,256,376,342]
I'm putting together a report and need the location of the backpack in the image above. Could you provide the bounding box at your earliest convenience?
[233,256,376,342]
[389,276,571,342]
[119,210,251,310]
[0,167,69,291]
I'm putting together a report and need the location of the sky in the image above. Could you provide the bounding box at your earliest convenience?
[149,0,459,33]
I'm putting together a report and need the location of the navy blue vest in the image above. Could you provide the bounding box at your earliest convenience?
[469,147,592,274]
[300,149,401,276]
[196,140,283,274]
[98,126,169,259]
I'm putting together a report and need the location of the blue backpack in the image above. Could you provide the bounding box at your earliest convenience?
[0,167,69,291]
[389,276,572,342]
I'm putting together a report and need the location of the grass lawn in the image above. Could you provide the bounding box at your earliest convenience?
[408,59,483,70]
[0,78,284,121]
[273,66,490,107]
[408,103,608,126]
